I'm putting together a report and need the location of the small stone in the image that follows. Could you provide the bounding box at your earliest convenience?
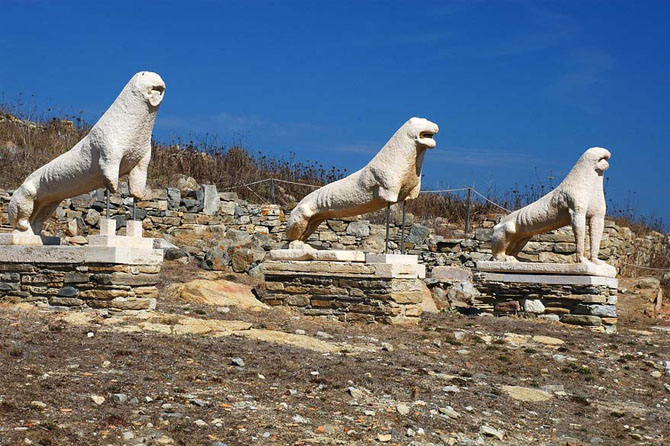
[381,342,394,352]
[295,329,306,335]
[194,419,207,427]
[231,357,245,367]
[292,414,311,424]
[91,395,105,405]
[406,428,416,437]
[111,393,128,403]
[396,403,410,415]
[122,432,134,440]
[438,406,460,419]
[348,387,364,399]
[480,425,504,440]
[664,383,670,392]
[377,433,392,442]
[30,401,47,410]
[316,331,333,339]
[651,370,662,378]
[442,386,460,393]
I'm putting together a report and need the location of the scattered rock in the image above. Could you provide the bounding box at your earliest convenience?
[522,299,545,314]
[396,403,410,415]
[91,395,105,405]
[438,406,460,419]
[501,386,552,402]
[231,357,245,367]
[480,425,504,440]
[377,433,392,442]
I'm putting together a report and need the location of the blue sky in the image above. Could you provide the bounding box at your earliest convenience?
[2,0,668,223]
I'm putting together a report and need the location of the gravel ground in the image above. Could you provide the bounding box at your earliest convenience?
[0,275,668,446]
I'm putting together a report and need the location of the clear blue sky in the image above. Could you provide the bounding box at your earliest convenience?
[2,1,668,224]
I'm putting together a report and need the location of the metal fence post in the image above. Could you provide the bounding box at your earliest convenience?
[270,178,276,204]
[384,202,391,254]
[465,187,472,234]
[106,189,110,219]
[400,200,407,255]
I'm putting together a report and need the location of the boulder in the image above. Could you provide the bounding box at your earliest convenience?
[430,266,471,281]
[346,221,370,237]
[522,299,546,314]
[166,187,181,210]
[407,224,430,245]
[201,185,220,216]
[179,279,267,309]
[176,175,199,193]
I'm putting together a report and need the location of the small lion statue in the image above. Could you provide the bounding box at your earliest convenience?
[491,147,611,266]
[286,117,439,241]
[8,71,166,235]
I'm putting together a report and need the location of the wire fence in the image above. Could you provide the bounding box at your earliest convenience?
[221,177,670,273]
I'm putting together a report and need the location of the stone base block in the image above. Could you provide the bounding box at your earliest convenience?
[0,232,61,246]
[0,245,162,312]
[261,258,432,324]
[268,249,366,262]
[476,260,617,278]
[474,271,618,333]
[263,259,425,279]
[365,253,418,265]
[88,235,154,250]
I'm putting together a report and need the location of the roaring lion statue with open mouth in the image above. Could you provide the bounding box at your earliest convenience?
[286,117,439,241]
[8,71,166,235]
[491,147,612,267]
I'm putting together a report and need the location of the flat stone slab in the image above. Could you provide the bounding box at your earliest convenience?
[0,245,163,265]
[268,249,365,262]
[477,261,617,278]
[480,272,618,288]
[263,260,425,279]
[0,232,61,246]
[365,253,418,265]
[88,235,154,250]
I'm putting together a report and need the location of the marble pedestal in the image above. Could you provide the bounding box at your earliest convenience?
[88,219,154,250]
[261,249,431,324]
[474,261,618,333]
[0,219,163,312]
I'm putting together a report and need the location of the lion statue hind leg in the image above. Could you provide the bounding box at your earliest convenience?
[8,183,37,233]
[491,218,520,261]
[29,201,60,235]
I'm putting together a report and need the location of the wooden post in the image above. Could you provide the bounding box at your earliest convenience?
[465,187,472,234]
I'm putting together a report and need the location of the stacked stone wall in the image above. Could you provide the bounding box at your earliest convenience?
[0,259,159,312]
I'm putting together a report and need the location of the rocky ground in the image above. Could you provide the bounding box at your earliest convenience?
[0,266,669,446]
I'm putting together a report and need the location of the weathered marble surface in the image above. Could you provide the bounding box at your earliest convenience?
[365,253,418,265]
[268,249,366,262]
[286,117,438,241]
[477,260,617,278]
[8,71,165,235]
[491,147,612,271]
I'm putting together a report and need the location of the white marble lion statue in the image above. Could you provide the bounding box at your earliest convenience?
[286,117,439,241]
[491,147,611,266]
[8,71,165,234]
